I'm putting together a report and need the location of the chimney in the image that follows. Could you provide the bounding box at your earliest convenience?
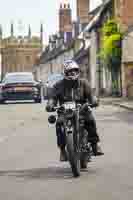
[0,25,2,39]
[28,25,31,39]
[59,0,72,41]
[40,23,43,46]
[77,0,90,30]
[10,22,14,37]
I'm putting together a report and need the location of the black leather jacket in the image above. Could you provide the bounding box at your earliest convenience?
[46,78,96,109]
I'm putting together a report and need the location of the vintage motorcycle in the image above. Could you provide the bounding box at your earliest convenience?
[48,102,95,177]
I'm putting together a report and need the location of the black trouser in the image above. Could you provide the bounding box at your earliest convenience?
[55,111,100,148]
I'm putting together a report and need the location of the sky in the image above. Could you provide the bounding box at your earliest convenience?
[0,0,102,44]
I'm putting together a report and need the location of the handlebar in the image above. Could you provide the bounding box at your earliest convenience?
[53,102,96,111]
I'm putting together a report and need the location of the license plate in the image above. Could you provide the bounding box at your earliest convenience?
[64,102,76,110]
[15,87,32,91]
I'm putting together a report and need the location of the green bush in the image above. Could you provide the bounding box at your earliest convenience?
[100,19,122,71]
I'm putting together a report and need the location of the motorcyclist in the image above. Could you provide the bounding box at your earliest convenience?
[46,60,104,161]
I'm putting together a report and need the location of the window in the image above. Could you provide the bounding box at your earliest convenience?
[26,56,30,62]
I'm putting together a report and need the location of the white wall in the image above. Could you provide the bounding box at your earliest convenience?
[90,30,97,92]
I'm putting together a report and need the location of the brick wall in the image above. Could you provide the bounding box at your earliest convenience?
[116,0,133,97]
[77,0,90,24]
[121,0,133,28]
[115,0,133,29]
[59,4,72,33]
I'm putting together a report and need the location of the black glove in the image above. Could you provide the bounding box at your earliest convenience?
[92,100,99,107]
[80,103,89,115]
[45,104,55,112]
[92,102,99,107]
[82,103,89,111]
[92,96,99,108]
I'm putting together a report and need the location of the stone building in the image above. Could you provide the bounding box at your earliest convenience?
[0,23,43,79]
[34,0,91,83]
[34,0,104,93]
[34,0,114,97]
[34,40,75,82]
[59,0,73,41]
[0,25,2,80]
[113,0,133,97]
[121,27,133,98]
[77,0,90,29]
[114,0,133,31]
[33,0,74,81]
[76,0,114,96]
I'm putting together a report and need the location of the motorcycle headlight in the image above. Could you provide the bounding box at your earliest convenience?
[48,115,56,124]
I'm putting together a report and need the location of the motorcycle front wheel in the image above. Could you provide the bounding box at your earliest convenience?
[66,134,80,177]
[80,129,88,169]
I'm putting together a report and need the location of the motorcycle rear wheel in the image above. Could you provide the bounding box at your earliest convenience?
[66,134,80,177]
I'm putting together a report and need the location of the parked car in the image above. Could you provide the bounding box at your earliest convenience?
[43,73,64,99]
[0,72,41,103]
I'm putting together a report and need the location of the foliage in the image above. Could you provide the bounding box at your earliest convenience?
[99,19,122,71]
[102,19,118,36]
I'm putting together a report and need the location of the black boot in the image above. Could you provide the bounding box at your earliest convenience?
[92,143,104,156]
[60,147,68,161]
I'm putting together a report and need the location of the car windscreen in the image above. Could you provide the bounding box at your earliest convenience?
[3,74,34,83]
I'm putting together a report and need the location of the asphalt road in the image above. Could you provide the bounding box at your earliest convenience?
[0,101,133,200]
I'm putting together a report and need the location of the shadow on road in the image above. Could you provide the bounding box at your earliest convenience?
[0,167,73,180]
[0,166,94,180]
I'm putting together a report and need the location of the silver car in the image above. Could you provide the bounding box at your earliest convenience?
[44,73,64,99]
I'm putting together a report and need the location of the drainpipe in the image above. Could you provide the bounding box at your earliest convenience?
[96,29,101,97]
[74,38,85,55]
[50,61,53,74]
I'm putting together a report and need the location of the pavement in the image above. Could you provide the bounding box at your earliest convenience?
[100,96,133,111]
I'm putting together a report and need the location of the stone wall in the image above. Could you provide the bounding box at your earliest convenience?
[1,37,42,78]
[36,48,74,84]
[59,5,72,33]
[77,0,90,24]
[115,0,133,30]
[122,31,133,97]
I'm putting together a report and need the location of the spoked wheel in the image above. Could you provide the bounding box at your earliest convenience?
[80,129,89,169]
[66,134,80,177]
